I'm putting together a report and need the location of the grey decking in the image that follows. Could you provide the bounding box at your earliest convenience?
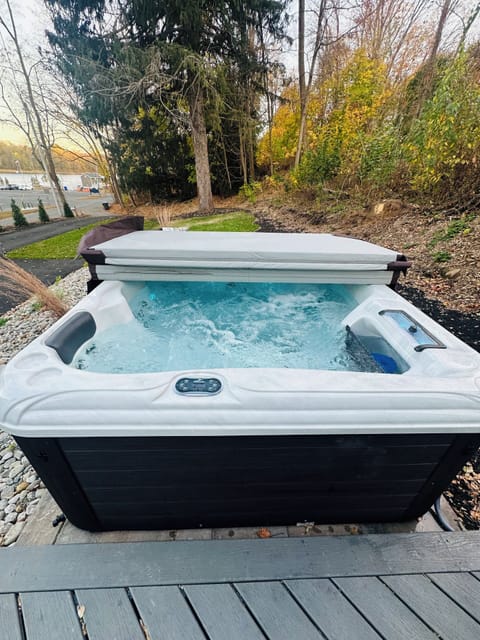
[1,533,480,639]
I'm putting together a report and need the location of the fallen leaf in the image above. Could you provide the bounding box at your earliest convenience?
[257,527,272,538]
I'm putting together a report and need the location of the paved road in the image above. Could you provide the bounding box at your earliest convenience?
[0,216,112,253]
[0,189,112,227]
[0,215,113,315]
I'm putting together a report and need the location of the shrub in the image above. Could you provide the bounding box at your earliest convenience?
[11,199,28,227]
[239,181,262,203]
[38,199,50,224]
[63,202,75,218]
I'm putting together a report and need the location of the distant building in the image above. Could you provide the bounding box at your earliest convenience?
[80,173,105,189]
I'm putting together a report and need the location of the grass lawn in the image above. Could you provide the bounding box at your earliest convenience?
[174,211,258,232]
[6,212,257,260]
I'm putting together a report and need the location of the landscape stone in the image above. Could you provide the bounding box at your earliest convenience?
[3,521,25,546]
[8,463,24,479]
[1,485,15,499]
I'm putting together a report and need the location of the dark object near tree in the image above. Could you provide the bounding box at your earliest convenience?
[78,216,144,293]
[102,202,110,210]
[38,199,50,223]
[11,199,28,227]
[63,202,74,218]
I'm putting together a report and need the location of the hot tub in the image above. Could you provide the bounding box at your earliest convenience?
[1,231,479,531]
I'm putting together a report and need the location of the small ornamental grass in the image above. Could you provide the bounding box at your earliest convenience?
[0,257,67,317]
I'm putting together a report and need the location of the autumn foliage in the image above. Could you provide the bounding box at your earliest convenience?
[259,18,480,203]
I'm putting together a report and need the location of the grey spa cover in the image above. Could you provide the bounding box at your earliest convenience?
[81,231,410,285]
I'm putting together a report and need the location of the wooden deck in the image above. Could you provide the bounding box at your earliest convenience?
[1,532,480,639]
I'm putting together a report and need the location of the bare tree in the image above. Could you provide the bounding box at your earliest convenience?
[0,0,65,215]
[354,0,431,82]
[44,77,124,205]
[413,0,459,115]
[294,0,356,169]
[295,0,328,169]
[457,1,480,52]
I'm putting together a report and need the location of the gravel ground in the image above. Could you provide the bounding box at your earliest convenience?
[0,268,89,545]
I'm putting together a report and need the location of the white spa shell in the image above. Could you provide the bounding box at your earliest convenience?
[1,232,480,438]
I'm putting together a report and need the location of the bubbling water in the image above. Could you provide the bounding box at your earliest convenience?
[73,281,377,374]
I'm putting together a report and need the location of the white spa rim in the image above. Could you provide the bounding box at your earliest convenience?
[1,280,480,439]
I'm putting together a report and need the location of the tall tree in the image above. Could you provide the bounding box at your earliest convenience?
[45,0,288,212]
[413,0,458,114]
[0,0,66,215]
[295,0,328,169]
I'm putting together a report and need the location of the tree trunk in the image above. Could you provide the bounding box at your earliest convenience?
[239,124,248,184]
[187,80,214,213]
[414,0,453,116]
[44,151,67,208]
[294,0,326,169]
[106,155,123,206]
[294,0,306,170]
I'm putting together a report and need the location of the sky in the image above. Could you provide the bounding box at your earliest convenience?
[0,0,52,145]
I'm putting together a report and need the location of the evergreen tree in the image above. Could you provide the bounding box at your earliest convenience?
[63,201,74,217]
[11,199,28,227]
[45,1,288,210]
[38,199,50,223]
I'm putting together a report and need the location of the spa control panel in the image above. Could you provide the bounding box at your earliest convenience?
[175,377,222,396]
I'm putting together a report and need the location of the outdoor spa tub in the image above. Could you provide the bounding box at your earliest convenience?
[1,231,480,532]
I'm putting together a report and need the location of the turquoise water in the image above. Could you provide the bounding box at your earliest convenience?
[73,281,377,374]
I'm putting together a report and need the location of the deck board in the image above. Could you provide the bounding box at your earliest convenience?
[184,583,265,640]
[381,574,480,640]
[0,594,22,640]
[427,572,480,624]
[75,588,145,640]
[234,581,322,639]
[333,576,438,640]
[2,532,480,594]
[1,533,480,640]
[286,578,382,640]
[131,586,207,640]
[20,591,83,640]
